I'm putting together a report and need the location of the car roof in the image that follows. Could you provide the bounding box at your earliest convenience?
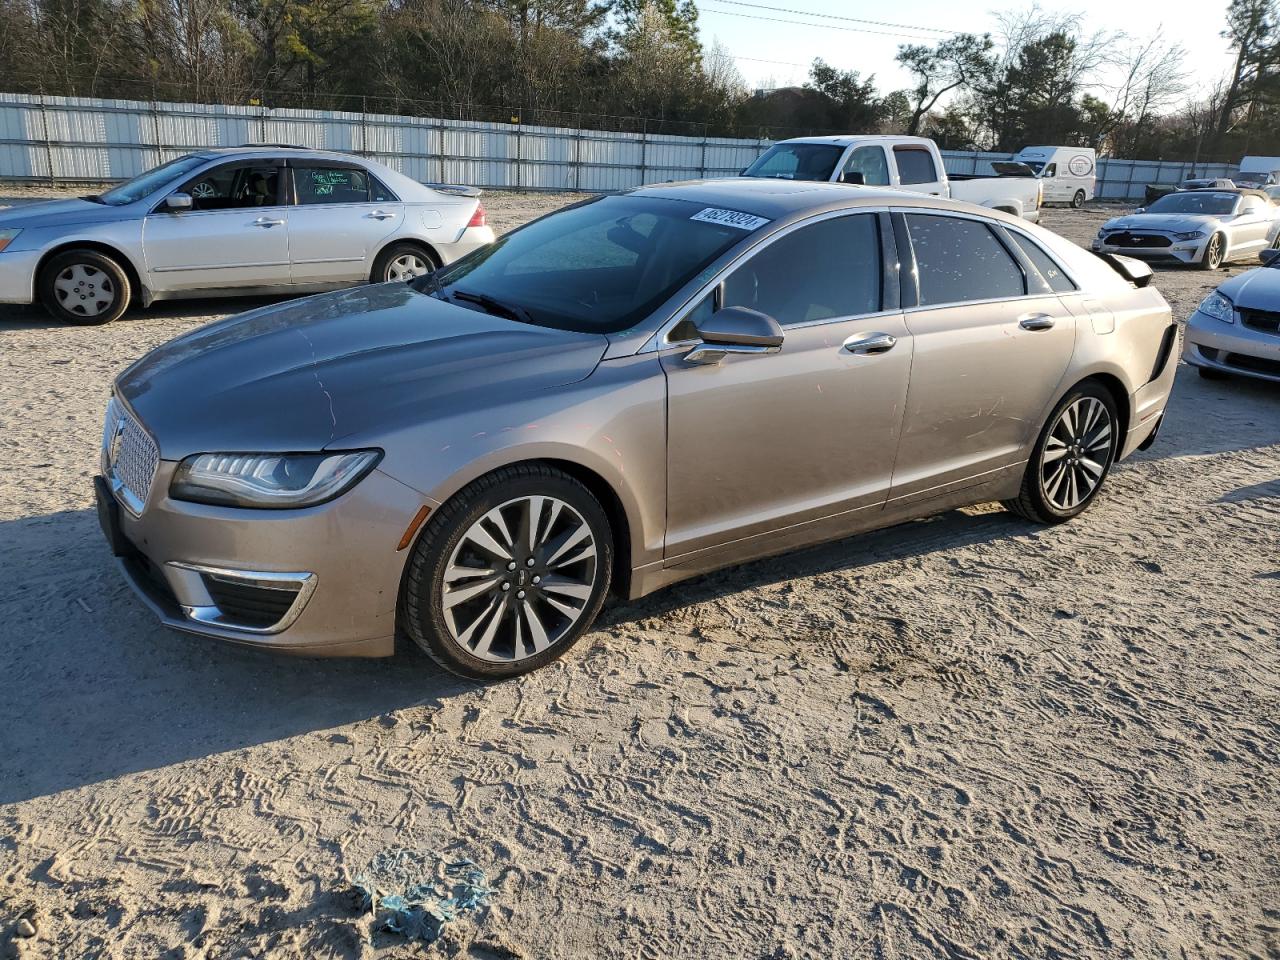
[770,134,937,149]
[194,145,368,162]
[625,177,998,223]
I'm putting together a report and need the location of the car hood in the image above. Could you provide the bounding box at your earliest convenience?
[1217,265,1280,309]
[0,197,133,229]
[115,284,609,460]
[1103,213,1221,233]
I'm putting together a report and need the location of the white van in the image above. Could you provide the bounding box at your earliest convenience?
[1236,156,1280,188]
[1013,146,1096,207]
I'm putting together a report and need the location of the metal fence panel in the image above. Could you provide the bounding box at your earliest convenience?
[0,93,1244,201]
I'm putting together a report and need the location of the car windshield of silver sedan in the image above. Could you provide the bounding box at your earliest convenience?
[1145,192,1238,216]
[94,155,212,206]
[741,143,844,181]
[418,195,755,334]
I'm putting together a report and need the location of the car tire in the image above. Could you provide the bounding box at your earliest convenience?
[38,249,131,325]
[1197,366,1228,380]
[372,243,438,284]
[1003,382,1119,525]
[1199,233,1226,270]
[1071,190,1086,208]
[400,463,614,680]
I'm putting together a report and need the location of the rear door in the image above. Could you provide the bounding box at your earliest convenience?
[892,145,947,198]
[888,210,1077,505]
[142,159,290,292]
[285,161,403,284]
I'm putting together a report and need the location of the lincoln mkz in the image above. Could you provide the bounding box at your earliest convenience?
[97,180,1177,678]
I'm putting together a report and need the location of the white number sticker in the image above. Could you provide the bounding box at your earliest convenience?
[690,207,771,231]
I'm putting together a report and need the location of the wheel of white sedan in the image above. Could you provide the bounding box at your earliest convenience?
[400,464,614,679]
[1003,382,1118,524]
[38,248,131,325]
[372,242,438,284]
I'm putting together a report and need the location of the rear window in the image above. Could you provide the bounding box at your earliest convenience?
[1009,231,1076,293]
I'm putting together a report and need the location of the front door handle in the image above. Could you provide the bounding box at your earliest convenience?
[1018,313,1056,331]
[251,217,285,228]
[366,210,397,220]
[843,332,897,355]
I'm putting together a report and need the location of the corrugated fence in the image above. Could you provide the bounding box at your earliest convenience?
[0,93,1237,201]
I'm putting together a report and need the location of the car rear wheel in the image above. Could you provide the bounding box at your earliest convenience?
[1003,383,1118,524]
[1199,233,1225,270]
[372,243,438,284]
[38,249,131,325]
[1071,190,1086,208]
[400,464,614,679]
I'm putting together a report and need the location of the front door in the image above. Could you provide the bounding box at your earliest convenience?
[661,213,913,562]
[285,162,403,284]
[1229,196,1273,258]
[889,211,1077,504]
[142,159,290,292]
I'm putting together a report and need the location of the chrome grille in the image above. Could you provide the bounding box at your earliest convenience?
[104,398,159,514]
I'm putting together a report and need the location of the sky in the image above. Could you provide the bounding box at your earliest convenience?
[696,0,1239,106]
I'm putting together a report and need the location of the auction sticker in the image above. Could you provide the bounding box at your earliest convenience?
[690,207,771,231]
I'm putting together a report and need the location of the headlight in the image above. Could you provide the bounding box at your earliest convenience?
[1097,228,1108,239]
[170,450,381,508]
[1173,230,1205,242]
[0,228,22,253]
[1197,291,1235,325]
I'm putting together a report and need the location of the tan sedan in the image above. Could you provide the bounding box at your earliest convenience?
[98,180,1177,678]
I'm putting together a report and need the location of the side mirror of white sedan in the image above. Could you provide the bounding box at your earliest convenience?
[164,192,193,212]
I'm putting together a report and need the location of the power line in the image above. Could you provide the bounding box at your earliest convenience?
[700,5,958,42]
[709,0,960,37]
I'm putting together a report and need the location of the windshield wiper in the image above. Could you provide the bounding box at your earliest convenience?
[451,289,535,325]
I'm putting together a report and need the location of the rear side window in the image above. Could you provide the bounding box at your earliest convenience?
[894,147,938,185]
[1008,231,1076,293]
[905,214,1025,306]
[295,166,371,205]
[722,214,881,325]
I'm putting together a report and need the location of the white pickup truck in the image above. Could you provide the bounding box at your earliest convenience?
[740,135,1043,222]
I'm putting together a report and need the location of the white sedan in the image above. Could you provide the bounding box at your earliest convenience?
[0,147,495,324]
[1092,189,1280,270]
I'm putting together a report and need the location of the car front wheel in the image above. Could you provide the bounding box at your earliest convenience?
[38,249,131,325]
[1004,383,1118,524]
[1199,233,1226,270]
[400,464,614,679]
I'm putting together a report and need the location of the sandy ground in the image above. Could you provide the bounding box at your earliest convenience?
[0,191,1278,959]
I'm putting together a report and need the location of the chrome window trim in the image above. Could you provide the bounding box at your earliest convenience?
[644,205,896,353]
[149,157,288,215]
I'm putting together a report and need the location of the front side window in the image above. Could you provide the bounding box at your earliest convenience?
[1008,231,1076,293]
[100,154,212,206]
[295,166,373,205]
[180,163,282,211]
[906,214,1025,306]
[1043,163,1057,178]
[721,214,881,325]
[425,195,751,334]
[894,147,938,185]
[843,146,890,186]
[742,143,845,182]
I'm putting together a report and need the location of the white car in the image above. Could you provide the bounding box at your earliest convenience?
[1092,189,1280,270]
[0,147,495,324]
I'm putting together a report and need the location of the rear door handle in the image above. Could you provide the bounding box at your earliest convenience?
[365,209,397,220]
[1018,313,1056,331]
[251,217,285,228]
[843,332,897,355]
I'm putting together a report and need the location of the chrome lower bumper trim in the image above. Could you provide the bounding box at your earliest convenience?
[165,561,317,635]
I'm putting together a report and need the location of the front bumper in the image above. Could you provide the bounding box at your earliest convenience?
[1183,308,1280,382]
[100,463,435,657]
[1091,236,1206,265]
[0,247,40,303]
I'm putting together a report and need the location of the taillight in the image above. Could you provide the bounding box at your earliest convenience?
[468,203,487,228]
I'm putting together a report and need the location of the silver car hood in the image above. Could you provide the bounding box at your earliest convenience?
[0,197,134,229]
[115,284,609,460]
[1103,213,1222,233]
[1217,265,1280,309]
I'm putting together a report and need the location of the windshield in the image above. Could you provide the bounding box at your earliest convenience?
[742,143,844,181]
[1145,192,1238,216]
[97,155,212,206]
[419,195,758,334]
[1236,172,1268,185]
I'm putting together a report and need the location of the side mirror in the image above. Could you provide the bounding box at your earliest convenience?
[1134,207,1146,214]
[164,192,193,212]
[686,306,784,365]
[840,171,865,185]
[1260,248,1280,265]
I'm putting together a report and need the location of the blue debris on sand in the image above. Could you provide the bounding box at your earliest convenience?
[352,848,495,943]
